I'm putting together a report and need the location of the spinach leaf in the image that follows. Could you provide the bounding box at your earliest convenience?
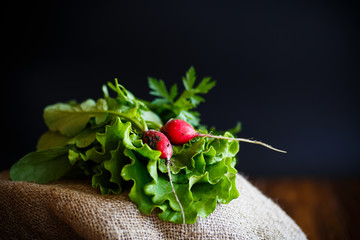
[44,98,109,137]
[10,147,72,183]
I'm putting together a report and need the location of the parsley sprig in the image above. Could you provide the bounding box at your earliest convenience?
[148,66,216,126]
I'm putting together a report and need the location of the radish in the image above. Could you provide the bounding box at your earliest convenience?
[142,130,186,224]
[142,130,173,160]
[161,119,287,153]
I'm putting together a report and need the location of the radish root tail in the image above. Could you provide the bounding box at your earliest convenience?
[197,134,287,153]
[166,159,186,224]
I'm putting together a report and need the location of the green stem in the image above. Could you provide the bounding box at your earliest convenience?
[106,110,146,132]
[82,110,146,132]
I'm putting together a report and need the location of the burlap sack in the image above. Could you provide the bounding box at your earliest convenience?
[0,170,306,240]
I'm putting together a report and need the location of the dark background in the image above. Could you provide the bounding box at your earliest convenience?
[3,1,360,177]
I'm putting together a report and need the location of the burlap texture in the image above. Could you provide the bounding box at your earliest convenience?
[0,171,306,240]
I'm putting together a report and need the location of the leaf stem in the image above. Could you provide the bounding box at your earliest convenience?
[79,109,146,132]
[106,110,146,132]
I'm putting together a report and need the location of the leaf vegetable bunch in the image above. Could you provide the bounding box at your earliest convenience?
[10,67,241,224]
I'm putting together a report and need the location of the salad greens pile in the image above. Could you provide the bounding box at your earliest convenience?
[10,67,240,224]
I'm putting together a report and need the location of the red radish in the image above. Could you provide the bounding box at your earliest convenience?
[161,119,287,153]
[160,119,197,145]
[142,130,186,224]
[142,130,173,160]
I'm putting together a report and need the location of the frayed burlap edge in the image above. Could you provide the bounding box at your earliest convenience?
[0,171,306,240]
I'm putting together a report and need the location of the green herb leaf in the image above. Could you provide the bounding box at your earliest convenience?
[10,147,72,183]
[175,68,216,109]
[37,131,71,150]
[182,66,196,91]
[148,67,216,126]
[148,77,175,103]
[44,98,109,137]
[37,126,103,150]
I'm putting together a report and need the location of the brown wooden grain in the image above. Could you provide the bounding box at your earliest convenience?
[250,178,360,240]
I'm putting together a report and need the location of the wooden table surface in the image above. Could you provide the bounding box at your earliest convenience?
[250,177,360,240]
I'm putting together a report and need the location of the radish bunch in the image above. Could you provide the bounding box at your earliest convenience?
[143,118,286,224]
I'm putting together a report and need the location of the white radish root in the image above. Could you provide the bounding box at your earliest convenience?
[166,159,186,224]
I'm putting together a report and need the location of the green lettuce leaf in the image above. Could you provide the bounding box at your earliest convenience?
[92,163,119,195]
[122,131,239,224]
[121,148,160,214]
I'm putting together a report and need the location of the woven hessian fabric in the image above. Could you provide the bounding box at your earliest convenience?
[0,171,307,240]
